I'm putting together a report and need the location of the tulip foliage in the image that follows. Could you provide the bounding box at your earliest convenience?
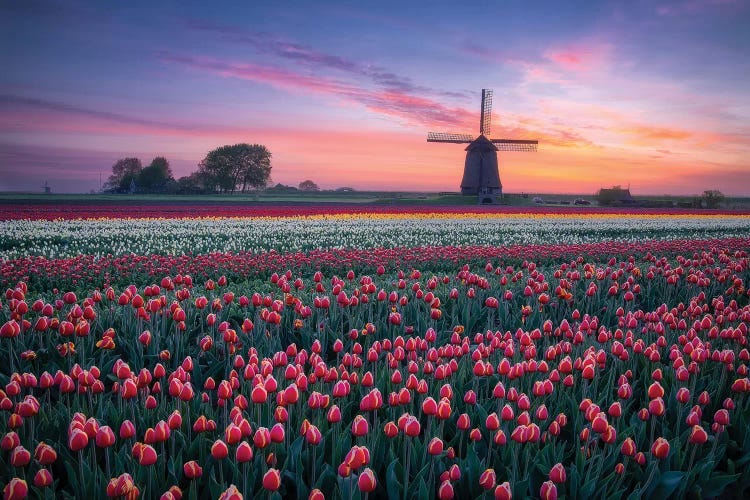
[1,208,750,499]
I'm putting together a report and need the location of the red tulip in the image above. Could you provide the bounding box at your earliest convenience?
[218,484,242,500]
[648,382,664,399]
[254,427,271,449]
[676,387,691,404]
[403,416,420,437]
[2,478,27,499]
[384,421,399,438]
[34,442,57,465]
[486,412,500,430]
[211,440,228,460]
[494,481,512,500]
[540,480,557,500]
[479,468,496,490]
[225,423,242,445]
[183,460,203,479]
[262,468,281,491]
[138,444,158,466]
[689,425,708,445]
[427,437,444,456]
[549,463,566,483]
[714,409,730,426]
[1,432,20,451]
[33,469,53,488]
[167,410,182,430]
[10,446,31,467]
[351,415,369,437]
[591,413,608,433]
[306,425,322,445]
[651,438,670,459]
[648,398,665,417]
[68,428,89,452]
[119,420,136,439]
[358,467,377,492]
[236,441,254,463]
[95,426,116,448]
[438,480,454,500]
[327,405,342,423]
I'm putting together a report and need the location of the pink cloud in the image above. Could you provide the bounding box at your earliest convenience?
[544,43,611,73]
[159,53,475,130]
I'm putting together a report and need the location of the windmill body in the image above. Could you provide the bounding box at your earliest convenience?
[428,89,538,203]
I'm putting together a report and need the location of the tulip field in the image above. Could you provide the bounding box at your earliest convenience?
[1,205,750,500]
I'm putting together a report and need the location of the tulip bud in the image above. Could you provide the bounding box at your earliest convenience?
[211,440,228,460]
[262,468,281,491]
[689,425,708,445]
[549,463,566,483]
[236,441,254,463]
[2,478,28,500]
[183,460,203,479]
[651,437,670,459]
[494,481,512,500]
[540,480,557,500]
[479,468,496,490]
[427,437,444,456]
[438,480,454,500]
[358,467,377,493]
[34,468,53,488]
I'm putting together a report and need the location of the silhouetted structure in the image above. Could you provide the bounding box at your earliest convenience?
[596,186,636,206]
[428,89,538,204]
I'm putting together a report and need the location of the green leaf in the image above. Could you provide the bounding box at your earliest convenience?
[701,473,741,497]
[417,477,428,500]
[580,479,597,499]
[651,471,684,498]
[387,460,403,500]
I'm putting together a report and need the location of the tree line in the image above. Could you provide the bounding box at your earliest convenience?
[104,143,272,194]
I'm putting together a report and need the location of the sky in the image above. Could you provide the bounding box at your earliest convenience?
[1,0,749,195]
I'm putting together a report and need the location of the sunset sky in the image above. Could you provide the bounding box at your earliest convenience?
[1,0,749,195]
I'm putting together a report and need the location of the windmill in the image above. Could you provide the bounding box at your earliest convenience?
[427,89,538,203]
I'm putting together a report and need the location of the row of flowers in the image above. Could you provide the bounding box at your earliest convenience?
[2,204,746,221]
[2,213,749,261]
[1,238,749,498]
[3,237,749,293]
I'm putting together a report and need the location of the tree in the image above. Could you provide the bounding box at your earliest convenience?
[103,158,142,193]
[701,190,725,209]
[177,172,207,194]
[197,144,272,193]
[298,180,320,192]
[138,157,174,192]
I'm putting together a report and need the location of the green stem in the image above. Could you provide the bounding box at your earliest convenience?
[640,462,658,496]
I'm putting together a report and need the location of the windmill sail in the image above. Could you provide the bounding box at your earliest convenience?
[480,89,492,136]
[427,132,474,143]
[490,139,538,152]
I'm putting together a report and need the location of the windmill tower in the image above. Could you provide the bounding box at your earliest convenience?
[428,89,538,204]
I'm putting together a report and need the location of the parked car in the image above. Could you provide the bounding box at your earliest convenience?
[574,198,591,205]
[533,197,545,204]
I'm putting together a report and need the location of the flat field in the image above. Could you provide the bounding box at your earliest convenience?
[1,200,749,499]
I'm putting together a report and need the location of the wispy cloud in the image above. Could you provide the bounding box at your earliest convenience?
[544,43,612,73]
[159,53,475,129]
[186,19,470,100]
[0,94,251,137]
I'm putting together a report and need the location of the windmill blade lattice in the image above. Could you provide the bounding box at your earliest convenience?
[480,89,493,136]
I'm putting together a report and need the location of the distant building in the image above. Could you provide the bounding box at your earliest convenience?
[596,186,636,206]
